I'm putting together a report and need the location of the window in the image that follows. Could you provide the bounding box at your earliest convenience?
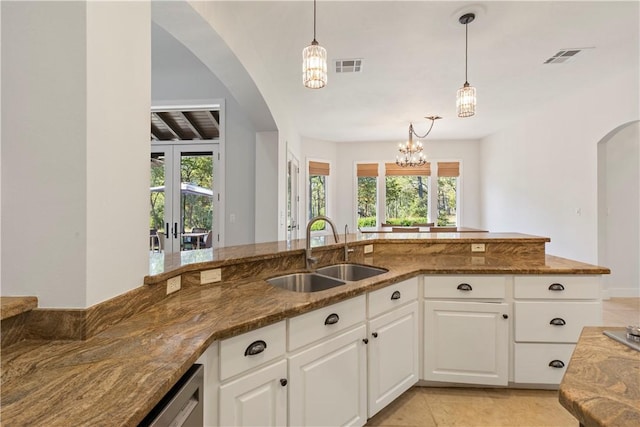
[384,163,431,226]
[309,161,329,230]
[436,162,459,226]
[357,163,378,228]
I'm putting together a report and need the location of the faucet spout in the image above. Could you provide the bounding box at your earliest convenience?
[344,224,354,262]
[306,215,339,270]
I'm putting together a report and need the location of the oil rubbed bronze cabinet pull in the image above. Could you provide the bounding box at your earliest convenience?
[362,338,369,344]
[244,340,267,356]
[280,378,288,386]
[391,291,401,300]
[457,283,472,291]
[548,360,565,368]
[548,283,565,291]
[324,313,340,325]
[372,332,379,338]
[550,318,566,326]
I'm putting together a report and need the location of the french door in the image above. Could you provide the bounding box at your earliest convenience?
[287,153,300,241]
[150,143,219,257]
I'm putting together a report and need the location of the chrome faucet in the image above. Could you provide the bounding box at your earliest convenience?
[306,215,339,270]
[344,224,354,262]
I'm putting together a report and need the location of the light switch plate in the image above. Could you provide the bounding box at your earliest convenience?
[201,268,222,284]
[167,276,181,295]
[364,244,374,254]
[471,243,486,252]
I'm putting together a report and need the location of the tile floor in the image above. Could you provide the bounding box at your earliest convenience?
[365,298,640,427]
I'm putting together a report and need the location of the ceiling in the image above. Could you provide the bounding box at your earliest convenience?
[153,1,639,142]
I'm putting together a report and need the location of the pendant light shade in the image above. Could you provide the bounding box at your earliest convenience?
[457,13,476,117]
[302,0,327,89]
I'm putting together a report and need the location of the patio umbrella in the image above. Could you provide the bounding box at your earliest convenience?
[150,182,213,197]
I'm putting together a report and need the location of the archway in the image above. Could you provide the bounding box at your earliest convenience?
[597,120,640,297]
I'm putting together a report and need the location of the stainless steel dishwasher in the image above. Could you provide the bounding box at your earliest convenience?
[139,364,204,427]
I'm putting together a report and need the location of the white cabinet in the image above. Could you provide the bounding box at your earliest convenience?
[289,325,368,427]
[366,278,419,418]
[513,275,602,386]
[219,359,287,427]
[217,321,288,427]
[423,275,510,386]
[367,300,419,417]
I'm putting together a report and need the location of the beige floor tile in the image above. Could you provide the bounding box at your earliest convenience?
[365,387,437,427]
[603,298,640,326]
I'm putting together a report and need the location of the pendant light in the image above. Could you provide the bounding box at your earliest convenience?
[302,0,327,89]
[456,13,476,117]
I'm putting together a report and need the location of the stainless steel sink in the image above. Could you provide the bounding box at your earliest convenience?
[266,273,346,293]
[315,264,388,281]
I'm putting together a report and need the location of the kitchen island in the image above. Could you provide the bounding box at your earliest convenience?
[1,232,609,426]
[559,327,640,426]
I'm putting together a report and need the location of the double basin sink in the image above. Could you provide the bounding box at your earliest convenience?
[266,264,388,293]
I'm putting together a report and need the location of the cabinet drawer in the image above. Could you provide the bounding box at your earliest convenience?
[514,301,601,343]
[514,275,601,299]
[220,320,286,381]
[424,275,506,299]
[288,295,366,351]
[368,277,418,318]
[514,343,575,385]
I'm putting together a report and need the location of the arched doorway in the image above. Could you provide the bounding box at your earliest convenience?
[597,120,640,298]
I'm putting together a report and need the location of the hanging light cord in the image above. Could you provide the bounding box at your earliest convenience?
[312,0,317,43]
[464,20,469,84]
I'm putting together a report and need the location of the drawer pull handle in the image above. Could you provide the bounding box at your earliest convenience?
[244,340,267,356]
[324,313,340,325]
[548,360,565,369]
[280,378,288,386]
[391,290,401,300]
[550,318,566,326]
[372,332,378,338]
[457,283,472,291]
[362,338,369,344]
[549,283,565,291]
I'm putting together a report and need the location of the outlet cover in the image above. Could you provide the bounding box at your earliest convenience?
[364,244,374,254]
[201,268,222,284]
[167,276,181,295]
[471,243,486,253]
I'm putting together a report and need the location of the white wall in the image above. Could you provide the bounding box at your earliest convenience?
[151,23,258,247]
[255,131,279,243]
[298,138,481,232]
[480,67,639,264]
[1,1,150,308]
[598,121,640,297]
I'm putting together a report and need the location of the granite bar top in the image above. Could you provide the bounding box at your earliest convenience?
[0,296,38,320]
[1,251,607,426]
[559,327,640,426]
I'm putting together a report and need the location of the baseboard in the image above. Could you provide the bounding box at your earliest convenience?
[607,287,640,298]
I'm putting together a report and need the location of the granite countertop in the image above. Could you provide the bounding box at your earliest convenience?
[559,327,640,426]
[1,251,608,426]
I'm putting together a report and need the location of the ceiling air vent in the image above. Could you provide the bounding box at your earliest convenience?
[543,49,585,64]
[335,59,363,73]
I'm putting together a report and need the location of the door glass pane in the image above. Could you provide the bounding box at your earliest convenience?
[180,151,214,251]
[150,152,166,250]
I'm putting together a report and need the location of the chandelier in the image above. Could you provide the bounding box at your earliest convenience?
[302,0,327,89]
[395,116,442,167]
[456,13,476,117]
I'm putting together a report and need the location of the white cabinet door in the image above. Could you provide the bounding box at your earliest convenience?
[424,300,510,386]
[368,301,419,418]
[289,325,367,427]
[219,359,287,427]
